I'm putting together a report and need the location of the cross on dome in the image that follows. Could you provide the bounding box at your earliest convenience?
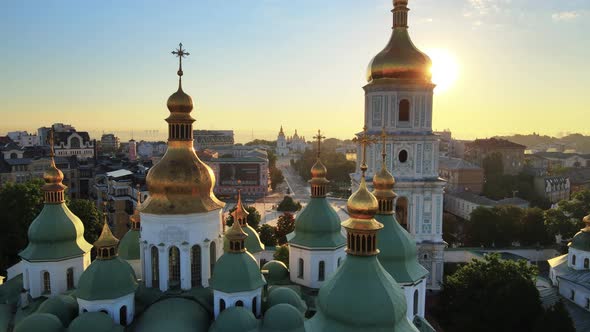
[353,126,377,175]
[313,129,326,158]
[171,43,190,77]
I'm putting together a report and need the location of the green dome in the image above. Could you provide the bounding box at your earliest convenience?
[76,257,137,301]
[375,214,428,283]
[290,198,346,248]
[224,225,265,254]
[67,312,124,332]
[309,255,418,332]
[267,288,307,314]
[36,295,78,326]
[132,298,210,332]
[20,204,92,262]
[570,230,590,252]
[261,304,305,332]
[0,304,12,332]
[261,261,290,285]
[15,313,64,332]
[118,229,140,260]
[209,307,259,332]
[210,252,266,293]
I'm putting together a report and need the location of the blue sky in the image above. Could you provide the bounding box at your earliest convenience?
[1,0,588,142]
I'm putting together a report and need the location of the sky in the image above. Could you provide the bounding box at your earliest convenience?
[0,0,588,143]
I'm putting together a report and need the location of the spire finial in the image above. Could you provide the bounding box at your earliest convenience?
[392,0,410,29]
[171,43,190,86]
[314,129,326,158]
[381,127,387,164]
[353,126,377,177]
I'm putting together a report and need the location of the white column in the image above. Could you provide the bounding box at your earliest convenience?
[180,247,190,290]
[159,246,168,292]
[202,243,210,288]
[139,242,145,281]
[144,244,152,287]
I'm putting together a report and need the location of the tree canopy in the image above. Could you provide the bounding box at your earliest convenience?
[259,224,277,247]
[68,199,103,244]
[277,196,302,212]
[225,205,262,230]
[275,213,295,245]
[544,189,590,240]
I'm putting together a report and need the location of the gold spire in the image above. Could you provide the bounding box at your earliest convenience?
[129,185,141,231]
[42,127,66,204]
[343,126,383,256]
[231,183,249,227]
[310,129,329,197]
[95,203,120,260]
[393,0,409,28]
[225,210,248,253]
[373,128,396,214]
[142,43,224,215]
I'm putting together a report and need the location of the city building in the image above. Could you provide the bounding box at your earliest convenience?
[533,176,570,204]
[7,131,39,147]
[128,139,137,160]
[444,192,530,220]
[100,134,120,153]
[563,168,590,194]
[465,138,526,175]
[527,152,590,174]
[194,130,234,150]
[275,126,307,155]
[53,131,95,160]
[276,126,289,157]
[438,156,484,194]
[351,0,446,289]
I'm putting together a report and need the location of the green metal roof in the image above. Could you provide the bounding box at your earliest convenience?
[14,313,64,332]
[261,261,291,285]
[67,312,124,332]
[224,225,265,254]
[0,274,23,305]
[118,229,140,260]
[209,307,259,332]
[289,198,346,249]
[210,252,266,293]
[76,257,137,301]
[0,304,12,332]
[131,298,210,332]
[267,287,307,315]
[375,214,428,283]
[261,303,305,332]
[35,295,78,327]
[309,255,418,332]
[19,203,92,262]
[570,230,590,251]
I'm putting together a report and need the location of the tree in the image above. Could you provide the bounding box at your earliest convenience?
[442,213,462,245]
[519,208,550,246]
[259,224,277,247]
[465,207,497,247]
[277,196,302,212]
[275,213,296,245]
[273,245,289,267]
[270,167,284,190]
[225,205,261,230]
[245,139,277,147]
[68,199,103,244]
[465,206,524,247]
[494,205,523,247]
[437,253,543,332]
[535,300,576,332]
[0,179,44,274]
[544,189,590,240]
[482,152,504,178]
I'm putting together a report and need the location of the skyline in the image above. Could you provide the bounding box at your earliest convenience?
[1,0,589,142]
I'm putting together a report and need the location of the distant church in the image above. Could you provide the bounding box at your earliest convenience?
[276,126,307,156]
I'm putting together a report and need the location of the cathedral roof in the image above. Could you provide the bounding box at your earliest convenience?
[131,298,210,332]
[14,313,63,332]
[118,229,140,260]
[569,214,590,252]
[267,287,307,315]
[209,307,258,332]
[290,198,346,248]
[35,295,78,327]
[224,225,265,254]
[209,251,266,293]
[76,257,137,301]
[261,261,291,285]
[68,312,124,332]
[261,303,305,332]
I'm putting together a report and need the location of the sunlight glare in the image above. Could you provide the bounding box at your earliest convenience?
[427,48,459,94]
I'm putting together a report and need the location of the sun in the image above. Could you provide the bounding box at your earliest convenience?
[427,48,459,94]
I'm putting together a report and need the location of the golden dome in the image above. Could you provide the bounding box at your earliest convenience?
[366,0,432,82]
[311,159,327,179]
[167,85,193,114]
[373,163,395,190]
[43,162,64,184]
[94,221,119,249]
[347,177,379,220]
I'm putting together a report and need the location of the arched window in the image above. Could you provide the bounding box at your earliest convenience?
[9,153,17,159]
[236,300,244,307]
[82,309,88,313]
[191,245,202,287]
[151,246,159,288]
[571,290,575,301]
[399,99,410,122]
[210,242,217,274]
[119,306,127,326]
[298,258,304,279]
[42,271,51,294]
[585,258,589,269]
[337,257,342,267]
[572,255,577,266]
[220,299,226,312]
[398,150,408,163]
[260,259,268,267]
[100,310,108,314]
[252,297,258,316]
[395,197,409,231]
[169,246,181,288]
[66,268,74,290]
[70,137,81,148]
[318,261,325,281]
[413,290,419,316]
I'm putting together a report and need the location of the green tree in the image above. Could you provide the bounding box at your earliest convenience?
[275,213,296,245]
[245,139,277,147]
[68,199,103,244]
[465,207,497,247]
[437,253,543,332]
[225,205,262,230]
[259,224,277,247]
[519,207,550,246]
[495,205,524,247]
[273,245,289,267]
[442,213,461,245]
[277,196,302,212]
[544,189,590,240]
[0,179,44,274]
[270,167,284,190]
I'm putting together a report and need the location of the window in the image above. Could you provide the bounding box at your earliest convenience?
[585,258,589,269]
[252,297,258,316]
[169,246,181,288]
[210,242,217,274]
[298,258,304,279]
[317,261,326,281]
[219,299,226,312]
[151,246,159,288]
[398,150,408,163]
[586,298,590,310]
[572,255,577,266]
[399,99,410,122]
[571,290,575,301]
[70,137,81,148]
[395,197,409,231]
[42,271,51,294]
[120,306,127,326]
[337,257,342,267]
[413,290,419,316]
[236,300,244,307]
[66,268,74,290]
[191,245,202,287]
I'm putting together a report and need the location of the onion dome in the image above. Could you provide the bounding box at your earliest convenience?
[224,189,265,253]
[94,217,119,260]
[19,143,92,262]
[366,0,432,83]
[67,312,125,332]
[261,304,305,332]
[209,307,259,332]
[14,313,64,332]
[267,287,308,314]
[261,261,291,285]
[211,218,266,293]
[132,298,210,332]
[36,295,78,327]
[569,214,590,251]
[278,125,285,137]
[142,43,224,215]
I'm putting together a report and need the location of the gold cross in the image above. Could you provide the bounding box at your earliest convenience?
[171,43,190,77]
[380,127,388,163]
[352,126,377,175]
[313,129,326,158]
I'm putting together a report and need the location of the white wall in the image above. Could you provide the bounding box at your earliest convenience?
[78,292,135,326]
[288,245,346,289]
[213,288,262,318]
[22,253,90,298]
